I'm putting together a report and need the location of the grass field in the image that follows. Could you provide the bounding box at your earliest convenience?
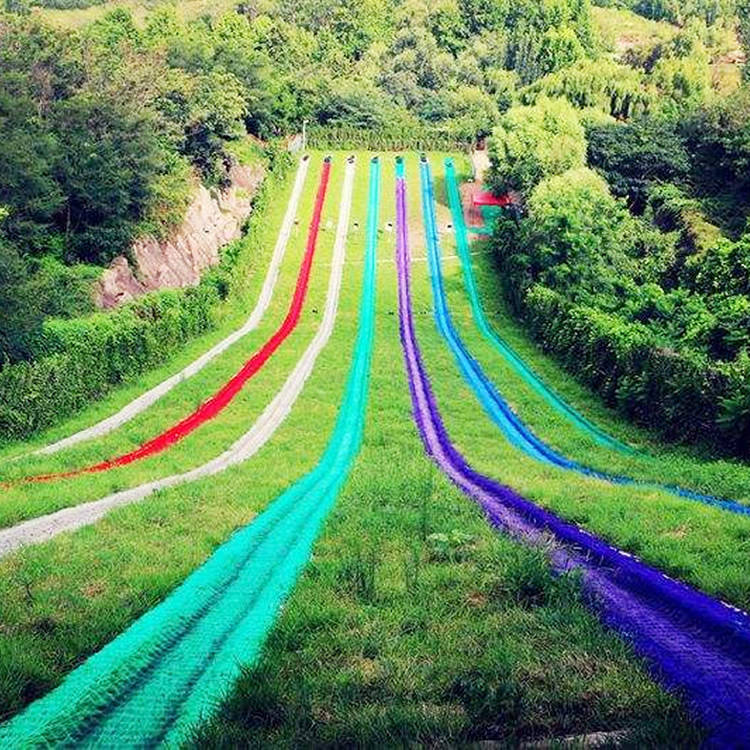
[190,153,700,745]
[425,163,750,610]
[3,151,750,743]
[0,154,362,720]
[0,159,338,527]
[592,6,678,57]
[32,0,236,29]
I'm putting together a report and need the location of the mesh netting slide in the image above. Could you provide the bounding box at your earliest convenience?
[443,158,634,454]
[396,160,750,746]
[12,158,332,485]
[420,159,749,517]
[16,156,313,463]
[0,155,380,746]
[0,156,357,560]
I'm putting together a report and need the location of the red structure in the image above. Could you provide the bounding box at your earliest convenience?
[462,182,516,229]
[472,190,512,208]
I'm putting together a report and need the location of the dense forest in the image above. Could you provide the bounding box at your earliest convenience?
[0,0,600,365]
[488,2,750,452]
[0,0,748,452]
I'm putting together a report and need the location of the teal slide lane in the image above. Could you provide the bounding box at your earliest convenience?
[443,158,635,455]
[0,156,381,748]
[429,160,747,516]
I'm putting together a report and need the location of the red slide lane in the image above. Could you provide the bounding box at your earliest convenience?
[21,158,332,485]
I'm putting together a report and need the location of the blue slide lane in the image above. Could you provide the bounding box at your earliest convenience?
[444,157,635,453]
[419,158,750,518]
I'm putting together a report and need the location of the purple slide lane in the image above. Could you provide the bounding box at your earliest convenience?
[395,165,750,746]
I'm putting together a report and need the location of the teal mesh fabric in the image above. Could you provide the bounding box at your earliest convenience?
[0,156,380,748]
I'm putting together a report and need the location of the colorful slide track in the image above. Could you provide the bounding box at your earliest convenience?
[443,158,634,454]
[420,158,749,517]
[20,156,312,462]
[396,160,750,746]
[12,157,332,485]
[0,156,357,559]
[0,155,380,747]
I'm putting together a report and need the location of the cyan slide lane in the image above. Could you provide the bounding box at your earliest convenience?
[397,161,750,746]
[420,158,750,518]
[443,157,634,454]
[0,155,381,748]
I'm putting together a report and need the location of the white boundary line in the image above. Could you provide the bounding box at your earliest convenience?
[26,157,311,459]
[0,157,356,559]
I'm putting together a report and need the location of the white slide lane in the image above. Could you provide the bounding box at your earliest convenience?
[26,156,311,459]
[0,157,356,559]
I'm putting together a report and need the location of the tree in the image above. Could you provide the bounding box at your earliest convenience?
[0,237,43,361]
[522,167,635,300]
[53,93,166,264]
[0,90,63,254]
[424,84,499,139]
[691,234,750,296]
[737,0,750,81]
[487,96,586,193]
[587,118,691,212]
[458,0,508,33]
[4,0,31,14]
[537,25,585,77]
[522,58,653,119]
[318,78,409,128]
[650,41,711,111]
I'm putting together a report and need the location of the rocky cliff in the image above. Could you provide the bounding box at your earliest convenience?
[95,163,265,308]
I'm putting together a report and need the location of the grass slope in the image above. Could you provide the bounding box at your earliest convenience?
[0,159,336,528]
[425,160,750,611]
[0,153,364,721]
[1,152,738,743]
[190,153,699,746]
[592,6,677,58]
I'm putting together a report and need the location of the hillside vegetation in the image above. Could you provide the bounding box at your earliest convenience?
[1,0,748,455]
[488,3,750,455]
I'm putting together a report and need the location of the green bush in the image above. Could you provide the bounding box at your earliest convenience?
[0,281,221,442]
[306,125,472,152]
[487,97,587,194]
[512,282,750,455]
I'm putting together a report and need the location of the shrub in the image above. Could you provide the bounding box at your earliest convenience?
[522,167,635,300]
[506,282,750,455]
[487,97,586,194]
[306,124,471,151]
[0,146,291,444]
[0,283,221,442]
[587,119,691,212]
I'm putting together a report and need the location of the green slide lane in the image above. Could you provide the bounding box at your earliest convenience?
[443,158,635,454]
[0,155,380,747]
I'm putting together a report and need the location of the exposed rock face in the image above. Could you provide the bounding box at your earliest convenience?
[95,163,265,308]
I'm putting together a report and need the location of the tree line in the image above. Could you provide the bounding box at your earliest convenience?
[487,10,750,455]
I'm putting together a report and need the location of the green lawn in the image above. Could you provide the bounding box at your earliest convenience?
[0,153,363,720]
[0,158,338,528]
[2,151,744,743]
